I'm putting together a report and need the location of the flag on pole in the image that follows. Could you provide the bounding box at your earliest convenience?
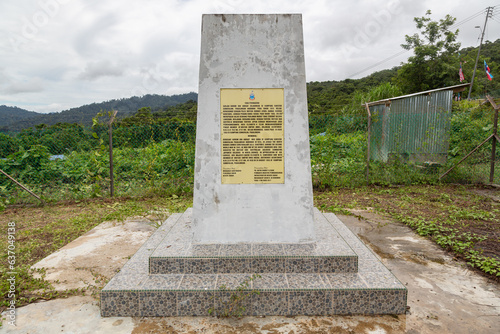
[484,60,493,81]
[459,63,465,82]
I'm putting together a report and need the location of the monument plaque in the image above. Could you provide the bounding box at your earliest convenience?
[221,88,285,184]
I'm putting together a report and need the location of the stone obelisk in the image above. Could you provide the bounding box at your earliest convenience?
[192,14,315,243]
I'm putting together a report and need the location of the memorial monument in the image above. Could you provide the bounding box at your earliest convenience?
[101,14,407,317]
[192,14,315,243]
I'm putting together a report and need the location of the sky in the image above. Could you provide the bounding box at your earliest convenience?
[0,0,499,114]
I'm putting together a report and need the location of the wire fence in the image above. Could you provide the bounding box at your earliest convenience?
[1,100,499,206]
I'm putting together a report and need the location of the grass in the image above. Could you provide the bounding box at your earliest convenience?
[0,194,191,314]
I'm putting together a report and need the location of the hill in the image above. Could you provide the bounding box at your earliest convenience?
[3,38,500,132]
[461,38,500,65]
[4,92,197,131]
[307,38,500,114]
[0,105,39,129]
[307,68,399,113]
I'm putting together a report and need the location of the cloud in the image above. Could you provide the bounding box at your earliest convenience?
[78,59,124,80]
[4,78,44,94]
[72,12,120,57]
[0,68,13,86]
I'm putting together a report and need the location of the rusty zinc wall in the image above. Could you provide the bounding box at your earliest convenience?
[369,89,453,164]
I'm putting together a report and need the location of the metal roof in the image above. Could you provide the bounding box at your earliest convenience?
[366,83,471,107]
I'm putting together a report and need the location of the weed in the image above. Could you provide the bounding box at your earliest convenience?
[326,205,351,216]
[449,207,494,221]
[78,268,109,298]
[0,265,83,313]
[208,274,261,318]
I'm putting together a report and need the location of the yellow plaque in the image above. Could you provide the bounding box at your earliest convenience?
[221,88,285,184]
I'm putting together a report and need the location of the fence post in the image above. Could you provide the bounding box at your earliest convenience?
[109,110,118,197]
[365,103,372,185]
[486,96,499,184]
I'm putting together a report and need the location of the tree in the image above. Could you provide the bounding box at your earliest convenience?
[395,10,461,93]
[0,133,20,157]
[345,82,403,114]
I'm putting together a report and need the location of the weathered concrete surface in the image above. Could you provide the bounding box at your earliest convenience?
[2,211,499,334]
[31,219,156,291]
[1,296,134,334]
[193,14,315,243]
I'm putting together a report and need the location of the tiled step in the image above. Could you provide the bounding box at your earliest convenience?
[101,272,407,317]
[149,254,357,274]
[100,209,408,317]
[148,209,357,274]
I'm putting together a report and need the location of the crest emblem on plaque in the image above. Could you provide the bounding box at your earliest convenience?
[249,91,255,100]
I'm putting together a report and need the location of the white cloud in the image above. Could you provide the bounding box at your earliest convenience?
[4,78,44,94]
[79,60,124,80]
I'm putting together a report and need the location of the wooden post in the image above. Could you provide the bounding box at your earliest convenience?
[108,110,118,197]
[365,103,372,185]
[486,96,499,183]
[440,134,494,180]
[0,169,44,204]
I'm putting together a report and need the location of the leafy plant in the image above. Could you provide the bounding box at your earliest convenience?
[467,250,500,277]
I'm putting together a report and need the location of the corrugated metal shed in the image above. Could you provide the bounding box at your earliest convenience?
[368,83,470,164]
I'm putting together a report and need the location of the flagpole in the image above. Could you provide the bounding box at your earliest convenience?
[467,7,493,100]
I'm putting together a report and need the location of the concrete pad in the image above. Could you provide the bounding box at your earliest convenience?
[0,296,134,334]
[31,219,156,291]
[101,209,405,317]
[2,210,499,333]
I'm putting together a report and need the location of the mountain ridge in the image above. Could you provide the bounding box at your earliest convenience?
[0,92,197,131]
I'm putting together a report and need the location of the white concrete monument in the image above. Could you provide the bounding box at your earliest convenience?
[192,14,315,243]
[101,15,408,317]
